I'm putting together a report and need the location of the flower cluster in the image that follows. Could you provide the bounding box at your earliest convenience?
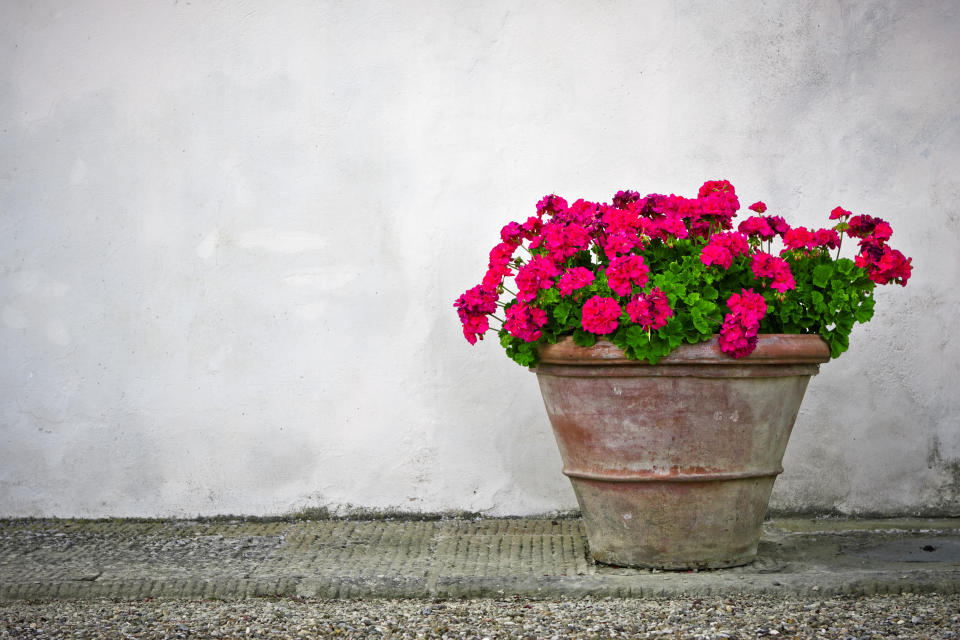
[455,180,912,366]
[842,213,912,286]
[718,289,768,358]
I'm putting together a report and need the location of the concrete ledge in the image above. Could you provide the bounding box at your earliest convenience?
[2,517,959,600]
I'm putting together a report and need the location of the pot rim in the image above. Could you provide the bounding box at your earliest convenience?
[537,333,830,366]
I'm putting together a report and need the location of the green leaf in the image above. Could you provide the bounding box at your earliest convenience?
[835,258,855,275]
[854,297,875,323]
[810,290,826,313]
[572,329,596,347]
[539,288,560,305]
[513,342,538,367]
[624,325,647,350]
[553,300,573,326]
[826,331,849,358]
[812,263,833,288]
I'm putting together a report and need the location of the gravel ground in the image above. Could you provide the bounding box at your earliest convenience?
[2,594,959,639]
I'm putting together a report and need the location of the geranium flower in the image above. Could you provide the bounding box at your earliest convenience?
[625,288,673,331]
[484,240,518,290]
[536,194,568,218]
[581,296,622,335]
[601,231,645,258]
[504,303,548,342]
[558,267,595,296]
[612,190,641,209]
[813,228,841,250]
[767,215,791,235]
[605,254,650,296]
[847,214,887,239]
[700,232,750,269]
[500,221,524,245]
[750,253,796,292]
[871,221,893,242]
[520,216,543,238]
[830,206,851,220]
[856,245,912,286]
[738,216,775,240]
[718,288,768,358]
[515,255,559,302]
[454,284,499,344]
[727,288,768,326]
[535,222,592,262]
[781,226,817,251]
[749,201,767,213]
[601,205,642,235]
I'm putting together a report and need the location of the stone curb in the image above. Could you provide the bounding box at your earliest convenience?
[2,518,959,600]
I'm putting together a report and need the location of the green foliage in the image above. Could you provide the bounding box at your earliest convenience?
[759,255,875,358]
[497,240,878,367]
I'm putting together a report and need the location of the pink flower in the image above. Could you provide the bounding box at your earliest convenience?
[601,231,645,257]
[515,255,559,303]
[749,201,767,214]
[605,254,650,296]
[625,288,673,331]
[813,228,841,250]
[454,284,499,344]
[718,288,768,358]
[738,216,775,240]
[556,199,602,229]
[500,221,524,245]
[461,315,490,345]
[872,221,893,242]
[700,242,734,269]
[700,232,751,269]
[727,288,768,326]
[504,303,548,342]
[750,253,796,292]
[781,226,817,251]
[612,190,642,209]
[718,318,759,359]
[521,216,542,237]
[536,194,568,218]
[581,296,622,335]
[697,180,740,230]
[641,212,689,241]
[767,215,791,235]
[558,267,595,296]
[698,180,736,197]
[601,206,642,235]
[856,245,912,286]
[534,222,592,261]
[847,214,882,238]
[830,206,851,220]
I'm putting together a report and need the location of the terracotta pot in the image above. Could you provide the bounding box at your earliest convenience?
[534,334,830,569]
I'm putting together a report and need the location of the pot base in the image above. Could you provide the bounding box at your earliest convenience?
[573,476,774,569]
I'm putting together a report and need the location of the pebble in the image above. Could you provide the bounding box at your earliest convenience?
[1,593,958,638]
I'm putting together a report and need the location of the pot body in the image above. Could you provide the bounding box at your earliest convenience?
[534,334,830,569]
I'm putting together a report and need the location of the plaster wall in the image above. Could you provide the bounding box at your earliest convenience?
[1,0,958,517]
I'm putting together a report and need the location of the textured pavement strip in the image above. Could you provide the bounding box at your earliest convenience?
[1,517,960,601]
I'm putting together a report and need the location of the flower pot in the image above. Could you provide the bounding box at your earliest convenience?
[534,333,830,569]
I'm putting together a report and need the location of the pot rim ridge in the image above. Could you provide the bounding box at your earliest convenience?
[536,333,830,366]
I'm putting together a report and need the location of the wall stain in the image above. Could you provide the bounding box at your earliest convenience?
[927,435,960,510]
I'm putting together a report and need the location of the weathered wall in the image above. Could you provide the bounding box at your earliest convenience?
[1,0,958,517]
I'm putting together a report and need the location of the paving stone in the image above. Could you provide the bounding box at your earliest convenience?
[1,517,959,600]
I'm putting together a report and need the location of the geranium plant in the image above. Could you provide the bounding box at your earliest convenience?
[454,180,912,367]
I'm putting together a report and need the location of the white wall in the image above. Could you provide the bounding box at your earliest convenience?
[1,0,957,517]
